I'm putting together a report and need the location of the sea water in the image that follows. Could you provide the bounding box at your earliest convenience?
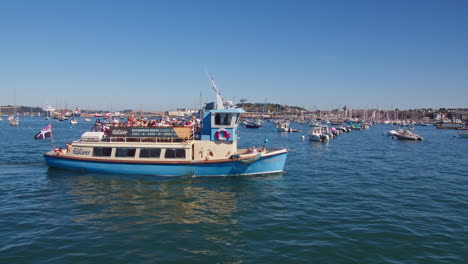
[0,117,466,263]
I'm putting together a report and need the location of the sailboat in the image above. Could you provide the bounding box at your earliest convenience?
[9,106,19,126]
[9,91,19,125]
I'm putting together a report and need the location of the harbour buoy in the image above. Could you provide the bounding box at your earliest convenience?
[264,139,269,144]
[301,135,305,140]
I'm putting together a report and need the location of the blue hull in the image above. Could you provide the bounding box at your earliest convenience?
[44,152,287,177]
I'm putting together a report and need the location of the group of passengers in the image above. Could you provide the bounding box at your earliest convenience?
[247,146,265,154]
[116,116,197,128]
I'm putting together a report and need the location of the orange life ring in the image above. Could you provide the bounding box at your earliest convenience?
[215,128,230,140]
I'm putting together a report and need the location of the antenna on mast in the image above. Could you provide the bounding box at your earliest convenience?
[205,68,225,110]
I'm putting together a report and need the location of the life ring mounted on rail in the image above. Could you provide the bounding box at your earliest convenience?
[215,128,231,141]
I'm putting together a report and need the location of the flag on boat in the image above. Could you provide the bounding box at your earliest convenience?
[34,124,52,140]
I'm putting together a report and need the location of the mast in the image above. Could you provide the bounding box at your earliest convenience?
[13,90,17,117]
[205,70,225,110]
[210,77,225,110]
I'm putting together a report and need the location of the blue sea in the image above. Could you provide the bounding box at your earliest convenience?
[0,117,467,263]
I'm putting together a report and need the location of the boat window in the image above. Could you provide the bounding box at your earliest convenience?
[93,147,112,157]
[164,148,186,159]
[115,148,136,157]
[233,113,240,124]
[140,148,161,158]
[214,113,221,125]
[214,113,232,126]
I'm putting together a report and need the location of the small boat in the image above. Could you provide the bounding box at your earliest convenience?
[324,126,336,138]
[330,119,342,125]
[335,126,351,133]
[387,129,403,136]
[42,79,288,177]
[84,117,91,122]
[458,132,468,138]
[309,121,322,127]
[8,106,19,126]
[308,127,329,142]
[394,130,423,141]
[276,122,301,133]
[330,127,342,137]
[9,117,19,126]
[70,118,78,125]
[246,121,262,129]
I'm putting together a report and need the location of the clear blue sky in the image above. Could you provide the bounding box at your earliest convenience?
[1,0,467,111]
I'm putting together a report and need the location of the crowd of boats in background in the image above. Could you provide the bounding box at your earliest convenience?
[241,117,468,140]
[2,104,468,139]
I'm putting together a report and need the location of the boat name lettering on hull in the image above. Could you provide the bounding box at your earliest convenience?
[73,148,91,155]
[111,129,128,136]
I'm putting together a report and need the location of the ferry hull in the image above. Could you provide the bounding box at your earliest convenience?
[44,151,288,177]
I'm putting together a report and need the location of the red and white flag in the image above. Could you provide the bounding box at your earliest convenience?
[34,124,52,140]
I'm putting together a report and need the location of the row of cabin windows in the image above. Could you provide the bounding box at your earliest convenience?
[93,147,186,159]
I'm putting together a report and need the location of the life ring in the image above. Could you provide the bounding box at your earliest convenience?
[215,128,230,140]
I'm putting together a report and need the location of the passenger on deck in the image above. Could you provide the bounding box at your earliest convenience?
[251,146,257,154]
[127,115,135,124]
[205,151,214,161]
[248,146,257,154]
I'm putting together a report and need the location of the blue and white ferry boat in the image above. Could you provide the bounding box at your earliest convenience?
[44,86,288,177]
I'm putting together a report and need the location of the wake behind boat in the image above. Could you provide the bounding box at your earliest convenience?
[42,78,288,177]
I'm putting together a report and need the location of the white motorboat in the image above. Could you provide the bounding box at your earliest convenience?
[394,130,423,141]
[9,117,19,126]
[276,122,301,133]
[308,127,329,142]
[387,129,403,136]
[309,121,322,127]
[320,126,334,139]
